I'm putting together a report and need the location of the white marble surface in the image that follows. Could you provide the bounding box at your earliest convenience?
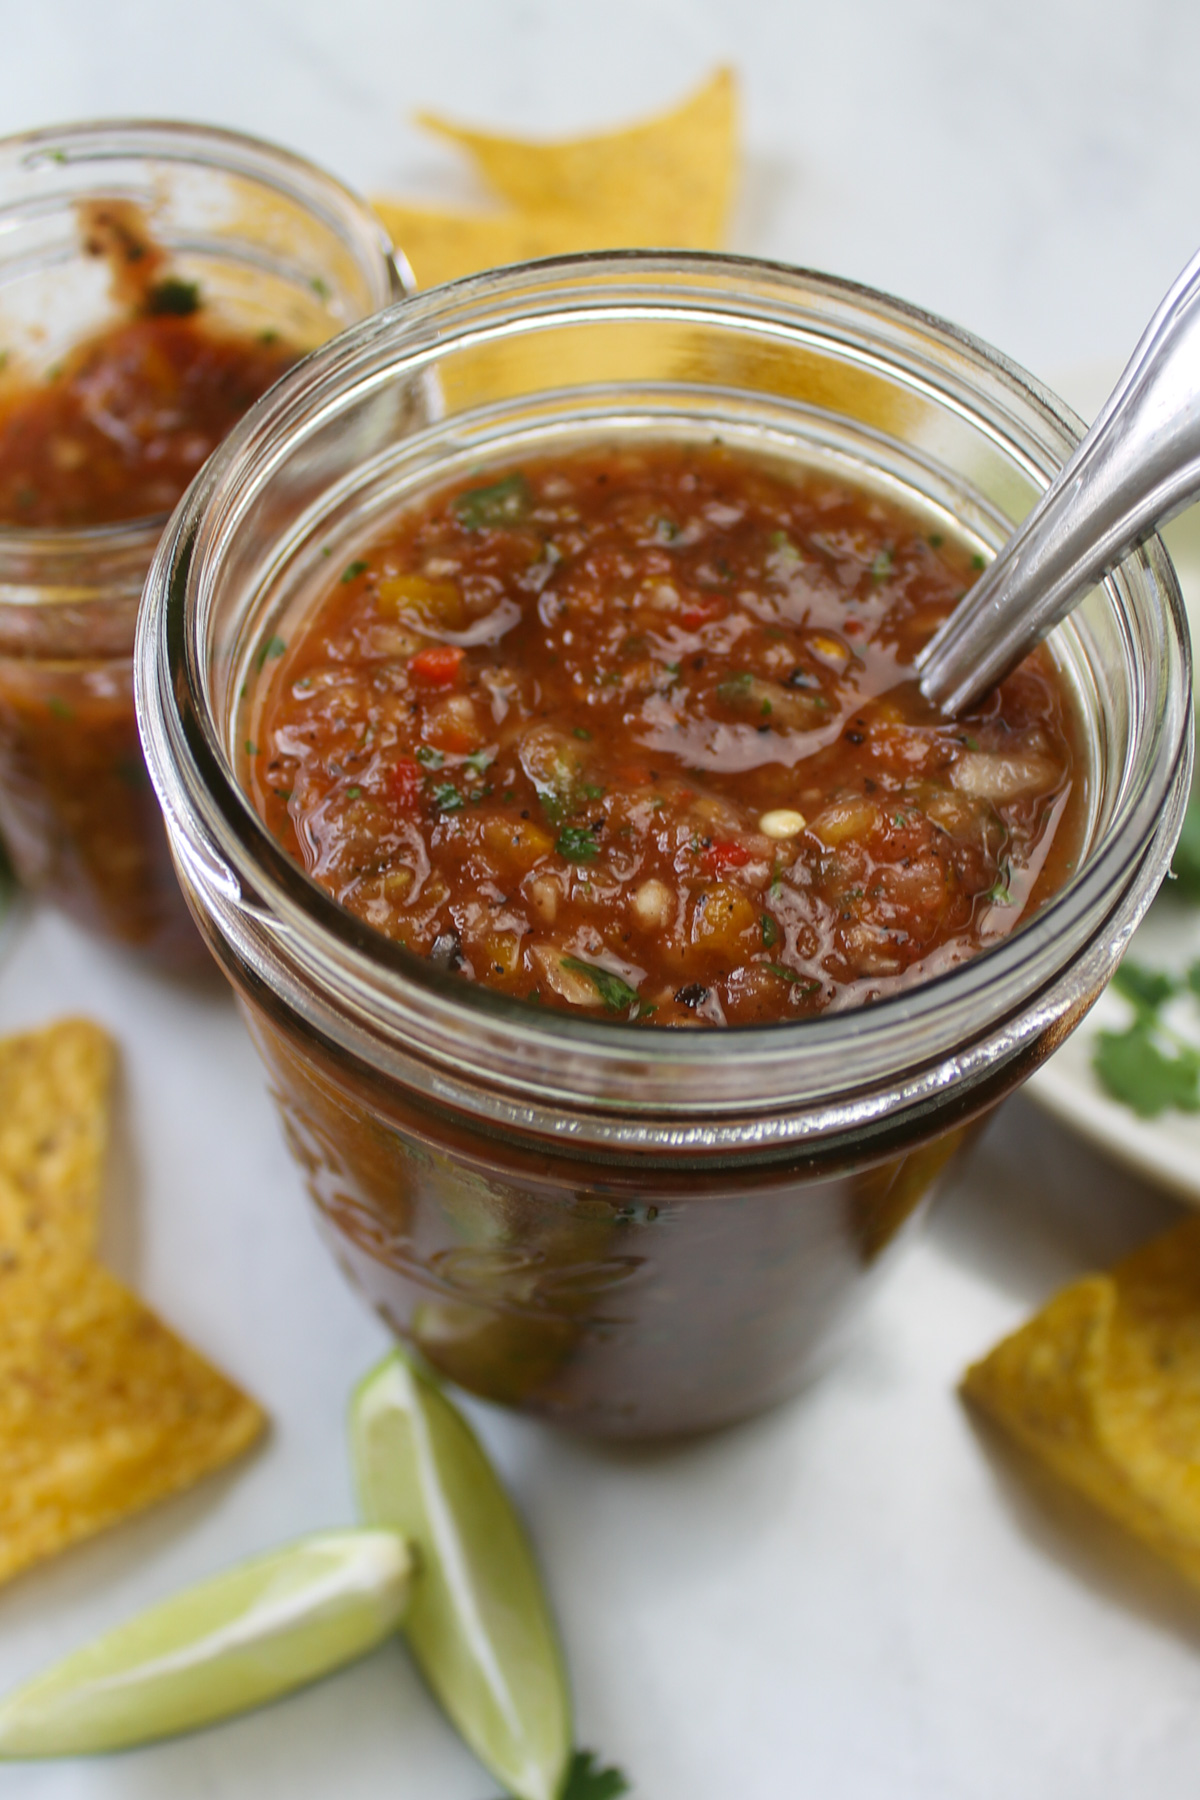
[8,0,1200,386]
[0,4,1199,1796]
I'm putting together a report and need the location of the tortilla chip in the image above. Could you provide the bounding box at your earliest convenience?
[370,201,630,293]
[0,1016,265,1586]
[417,67,737,244]
[963,1219,1200,1589]
[1094,1221,1200,1550]
[0,1261,265,1585]
[374,69,738,290]
[0,1020,113,1288]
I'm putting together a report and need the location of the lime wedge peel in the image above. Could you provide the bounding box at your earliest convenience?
[0,1528,411,1758]
[350,1349,572,1800]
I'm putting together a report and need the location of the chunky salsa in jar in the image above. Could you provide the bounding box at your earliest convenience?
[0,200,298,965]
[245,442,1082,1026]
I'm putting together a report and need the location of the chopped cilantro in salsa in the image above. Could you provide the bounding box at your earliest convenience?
[560,958,641,1012]
[244,444,1081,1027]
[451,471,531,531]
[144,277,201,317]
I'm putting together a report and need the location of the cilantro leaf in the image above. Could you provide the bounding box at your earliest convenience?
[1171,779,1200,898]
[766,962,820,994]
[1093,1019,1200,1118]
[255,634,286,671]
[716,671,753,705]
[761,913,780,949]
[556,825,599,863]
[985,863,1013,905]
[560,1749,631,1800]
[1112,959,1178,1011]
[144,276,201,317]
[560,958,641,1013]
[452,471,531,531]
[430,782,463,813]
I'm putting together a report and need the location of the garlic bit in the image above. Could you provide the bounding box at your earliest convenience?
[757,809,806,840]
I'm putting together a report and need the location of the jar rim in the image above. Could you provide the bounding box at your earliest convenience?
[135,249,1195,1150]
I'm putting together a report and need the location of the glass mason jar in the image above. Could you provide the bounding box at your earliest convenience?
[137,253,1192,1435]
[0,119,405,968]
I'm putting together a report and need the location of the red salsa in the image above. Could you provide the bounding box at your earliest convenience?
[0,199,299,964]
[246,443,1082,1026]
[0,203,296,527]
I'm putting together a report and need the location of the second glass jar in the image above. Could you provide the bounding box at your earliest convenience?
[0,118,404,967]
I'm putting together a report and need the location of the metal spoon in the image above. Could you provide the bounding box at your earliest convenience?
[918,244,1200,715]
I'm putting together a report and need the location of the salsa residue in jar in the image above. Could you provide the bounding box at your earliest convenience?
[0,201,298,527]
[0,199,299,965]
[245,442,1083,1026]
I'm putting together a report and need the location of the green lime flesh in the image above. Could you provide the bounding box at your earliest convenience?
[0,1528,411,1757]
[350,1350,571,1800]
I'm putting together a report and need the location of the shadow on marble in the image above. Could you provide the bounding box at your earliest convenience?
[963,1404,1200,1658]
[929,1095,1182,1309]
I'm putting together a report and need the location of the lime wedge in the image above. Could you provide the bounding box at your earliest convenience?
[0,1528,411,1757]
[350,1350,571,1800]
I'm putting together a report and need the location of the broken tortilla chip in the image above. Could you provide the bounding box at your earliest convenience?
[963,1217,1200,1590]
[0,1019,113,1288]
[369,201,626,294]
[417,67,737,242]
[0,1017,265,1586]
[374,68,738,290]
[0,1261,264,1585]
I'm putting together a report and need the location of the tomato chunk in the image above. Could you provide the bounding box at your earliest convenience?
[409,645,465,687]
[680,597,722,630]
[390,757,423,808]
[701,839,751,875]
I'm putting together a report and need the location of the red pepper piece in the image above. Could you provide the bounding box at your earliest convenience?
[701,839,751,874]
[680,598,721,630]
[391,756,423,808]
[409,645,465,686]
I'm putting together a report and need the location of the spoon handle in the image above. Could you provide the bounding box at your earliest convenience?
[919,244,1200,715]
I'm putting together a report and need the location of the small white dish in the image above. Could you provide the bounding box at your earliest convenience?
[1027,364,1200,1201]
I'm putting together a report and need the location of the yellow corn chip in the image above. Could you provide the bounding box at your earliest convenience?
[370,200,627,293]
[0,1260,265,1585]
[963,1218,1200,1590]
[0,1019,113,1288]
[1095,1221,1200,1550]
[417,67,737,244]
[0,1016,265,1586]
[375,69,738,290]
